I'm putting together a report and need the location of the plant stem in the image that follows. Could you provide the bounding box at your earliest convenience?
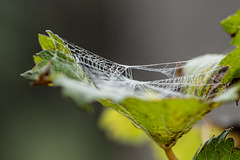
[165,148,178,160]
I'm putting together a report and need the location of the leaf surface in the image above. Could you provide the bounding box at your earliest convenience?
[101,98,220,148]
[221,10,240,46]
[21,30,240,150]
[98,108,148,145]
[193,128,240,160]
[220,48,240,83]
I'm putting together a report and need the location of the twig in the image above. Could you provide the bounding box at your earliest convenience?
[165,148,178,160]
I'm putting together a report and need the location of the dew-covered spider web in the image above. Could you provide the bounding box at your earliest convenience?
[56,37,230,101]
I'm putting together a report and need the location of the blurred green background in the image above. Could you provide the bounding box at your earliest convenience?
[1,0,240,160]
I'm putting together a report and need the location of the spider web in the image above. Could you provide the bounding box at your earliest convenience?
[56,37,228,101]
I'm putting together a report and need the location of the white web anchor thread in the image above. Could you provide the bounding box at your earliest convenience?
[64,40,132,80]
[60,38,225,100]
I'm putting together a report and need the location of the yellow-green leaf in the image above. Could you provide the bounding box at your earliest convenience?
[45,30,71,55]
[98,108,148,145]
[221,10,240,46]
[101,98,221,149]
[220,47,240,83]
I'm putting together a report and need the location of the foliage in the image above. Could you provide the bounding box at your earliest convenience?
[21,10,240,160]
[193,128,240,160]
[221,10,240,46]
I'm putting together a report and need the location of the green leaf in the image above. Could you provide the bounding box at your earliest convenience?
[21,50,94,112]
[193,128,240,160]
[101,98,221,149]
[21,30,240,151]
[25,50,222,149]
[220,10,240,84]
[52,73,221,148]
[219,47,240,83]
[183,54,226,100]
[51,73,223,148]
[38,34,56,51]
[54,75,137,107]
[45,30,71,54]
[38,30,71,54]
[99,108,203,159]
[151,126,202,160]
[33,55,43,64]
[21,59,49,81]
[22,50,91,83]
[221,10,240,35]
[221,10,240,46]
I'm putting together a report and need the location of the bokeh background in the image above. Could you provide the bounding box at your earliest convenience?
[1,0,240,160]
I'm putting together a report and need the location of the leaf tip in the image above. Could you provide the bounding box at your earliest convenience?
[45,30,53,34]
